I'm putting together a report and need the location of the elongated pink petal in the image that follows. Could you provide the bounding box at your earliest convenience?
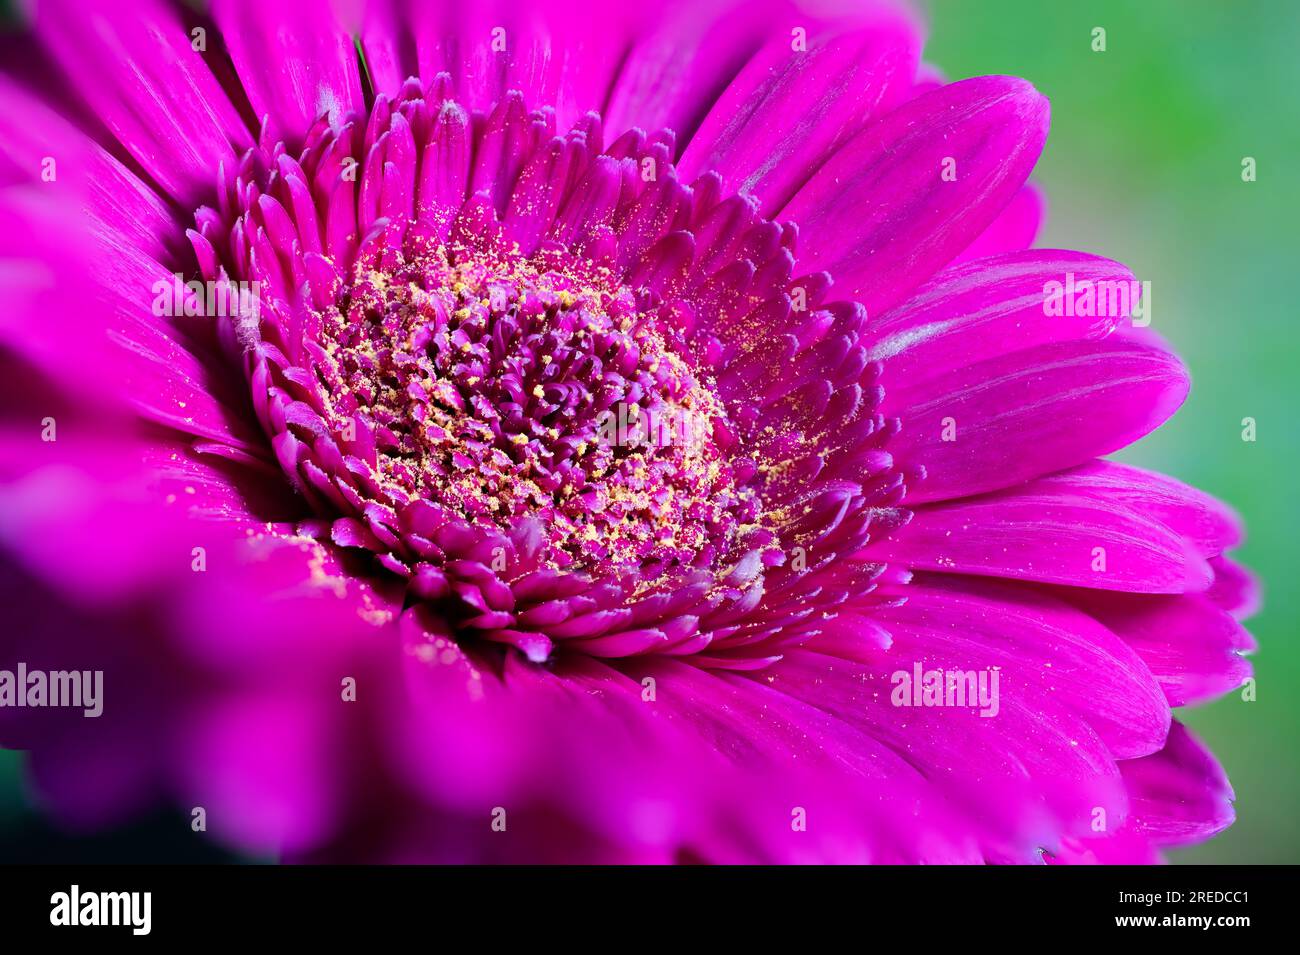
[31,0,252,203]
[870,576,1171,760]
[887,338,1190,504]
[784,75,1050,314]
[868,249,1136,384]
[214,0,363,143]
[951,183,1045,264]
[1072,591,1254,707]
[1120,722,1235,846]
[679,15,920,213]
[871,473,1214,593]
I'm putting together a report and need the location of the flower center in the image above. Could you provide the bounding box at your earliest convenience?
[188,78,905,666]
[313,234,760,572]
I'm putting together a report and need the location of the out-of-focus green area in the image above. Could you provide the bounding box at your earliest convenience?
[926,0,1300,863]
[1,1,1296,864]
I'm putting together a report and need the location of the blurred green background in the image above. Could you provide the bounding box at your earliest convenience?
[925,0,1300,863]
[2,0,1297,863]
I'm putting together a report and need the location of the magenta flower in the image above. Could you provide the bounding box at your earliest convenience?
[0,0,1255,864]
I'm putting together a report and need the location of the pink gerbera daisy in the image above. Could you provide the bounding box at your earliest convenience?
[0,0,1255,864]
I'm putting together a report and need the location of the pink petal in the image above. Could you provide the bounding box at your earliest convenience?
[871,470,1215,594]
[950,183,1045,264]
[679,14,920,213]
[868,249,1137,384]
[1120,722,1235,846]
[1072,591,1254,707]
[887,338,1189,504]
[31,0,252,203]
[783,75,1050,314]
[214,0,363,144]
